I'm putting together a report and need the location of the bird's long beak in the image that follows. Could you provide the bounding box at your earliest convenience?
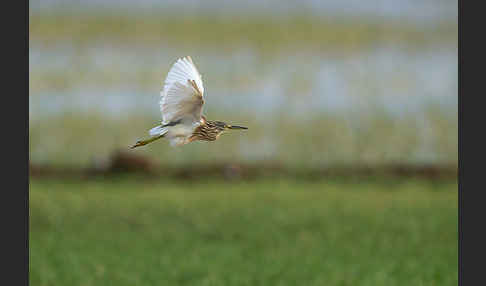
[227,125,248,130]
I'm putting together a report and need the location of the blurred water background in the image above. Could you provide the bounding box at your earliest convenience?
[29,0,457,170]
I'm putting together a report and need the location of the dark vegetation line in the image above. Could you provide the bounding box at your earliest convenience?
[29,150,457,182]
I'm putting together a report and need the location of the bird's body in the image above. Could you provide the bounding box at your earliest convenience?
[131,56,247,149]
[190,119,229,142]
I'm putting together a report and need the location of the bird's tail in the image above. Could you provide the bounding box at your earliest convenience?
[149,125,169,136]
[130,125,169,149]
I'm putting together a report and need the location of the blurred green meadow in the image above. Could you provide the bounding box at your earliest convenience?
[30,177,457,286]
[29,1,458,285]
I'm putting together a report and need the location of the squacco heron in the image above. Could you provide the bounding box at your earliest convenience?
[131,56,247,149]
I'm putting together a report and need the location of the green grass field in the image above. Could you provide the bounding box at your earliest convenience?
[30,177,457,286]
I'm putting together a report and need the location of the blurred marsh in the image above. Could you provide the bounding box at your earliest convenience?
[29,9,457,168]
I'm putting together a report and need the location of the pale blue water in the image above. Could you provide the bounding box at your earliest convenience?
[29,44,457,121]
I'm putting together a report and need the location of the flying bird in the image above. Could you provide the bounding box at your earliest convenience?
[131,56,247,149]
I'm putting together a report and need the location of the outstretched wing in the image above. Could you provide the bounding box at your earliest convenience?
[160,56,205,125]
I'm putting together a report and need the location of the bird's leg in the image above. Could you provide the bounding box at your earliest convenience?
[130,134,164,149]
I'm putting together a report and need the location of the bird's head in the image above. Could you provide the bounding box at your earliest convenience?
[194,119,248,141]
[211,121,248,136]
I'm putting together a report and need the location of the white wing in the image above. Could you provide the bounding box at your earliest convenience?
[160,56,205,125]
